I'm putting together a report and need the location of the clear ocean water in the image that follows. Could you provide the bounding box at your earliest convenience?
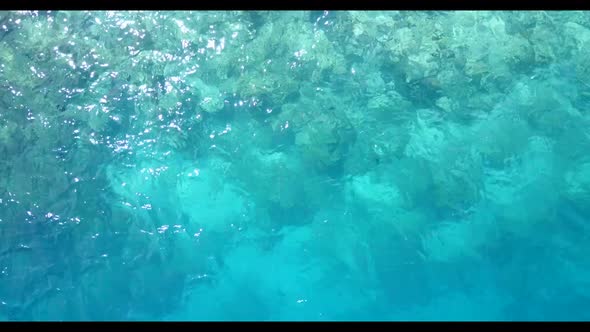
[1,10,590,321]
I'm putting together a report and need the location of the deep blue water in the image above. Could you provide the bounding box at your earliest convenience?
[1,10,590,321]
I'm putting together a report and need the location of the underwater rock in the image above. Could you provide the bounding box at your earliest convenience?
[564,162,590,216]
[184,75,224,114]
[284,100,356,173]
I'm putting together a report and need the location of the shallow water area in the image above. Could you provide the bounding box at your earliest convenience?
[1,10,590,321]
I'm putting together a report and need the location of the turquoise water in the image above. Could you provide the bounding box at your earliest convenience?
[1,10,590,321]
